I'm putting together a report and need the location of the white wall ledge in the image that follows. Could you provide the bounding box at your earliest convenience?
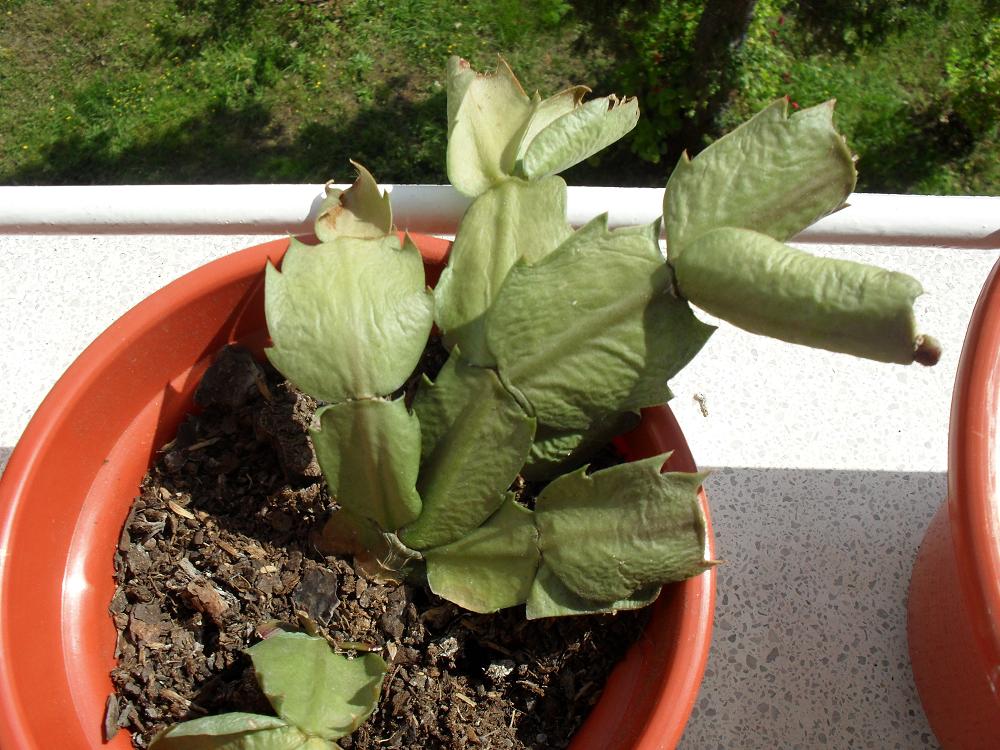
[0,185,997,248]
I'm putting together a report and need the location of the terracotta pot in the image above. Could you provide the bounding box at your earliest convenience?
[908,258,1000,748]
[0,235,715,750]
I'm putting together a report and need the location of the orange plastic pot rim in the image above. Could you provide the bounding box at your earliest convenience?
[0,234,715,750]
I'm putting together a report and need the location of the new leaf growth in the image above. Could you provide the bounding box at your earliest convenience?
[150,631,386,750]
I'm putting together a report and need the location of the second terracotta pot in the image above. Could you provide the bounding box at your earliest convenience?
[908,257,1000,748]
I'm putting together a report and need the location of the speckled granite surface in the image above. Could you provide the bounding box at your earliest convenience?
[2,235,998,748]
[681,468,943,749]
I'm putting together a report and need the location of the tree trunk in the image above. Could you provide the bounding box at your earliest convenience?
[682,0,759,152]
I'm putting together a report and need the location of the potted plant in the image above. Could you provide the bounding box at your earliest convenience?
[0,56,938,750]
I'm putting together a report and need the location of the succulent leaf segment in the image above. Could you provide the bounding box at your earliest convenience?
[264,57,937,622]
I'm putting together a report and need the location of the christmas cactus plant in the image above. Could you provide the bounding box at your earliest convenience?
[149,56,937,748]
[266,56,937,619]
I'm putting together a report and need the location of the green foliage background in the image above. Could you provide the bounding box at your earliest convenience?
[0,0,996,193]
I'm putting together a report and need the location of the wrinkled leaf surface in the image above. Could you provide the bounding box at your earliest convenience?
[674,226,929,364]
[663,99,856,257]
[265,235,433,403]
[535,454,711,601]
[488,216,713,430]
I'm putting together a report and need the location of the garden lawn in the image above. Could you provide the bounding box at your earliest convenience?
[0,0,608,185]
[0,0,996,193]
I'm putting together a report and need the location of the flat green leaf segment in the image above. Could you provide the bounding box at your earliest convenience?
[673,227,931,364]
[434,177,571,365]
[487,215,714,430]
[315,161,392,242]
[249,631,387,740]
[265,234,434,403]
[663,99,856,258]
[535,455,711,602]
[312,398,422,531]
[149,714,308,750]
[522,411,640,482]
[525,563,660,620]
[425,497,540,613]
[447,56,532,197]
[401,352,535,549]
[446,56,638,197]
[519,95,639,181]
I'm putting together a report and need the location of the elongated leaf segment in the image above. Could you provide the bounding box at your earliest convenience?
[506,85,588,171]
[437,56,635,362]
[447,56,532,198]
[434,176,571,365]
[312,398,422,530]
[401,350,536,550]
[517,94,639,181]
[150,631,386,749]
[662,99,938,365]
[265,166,431,564]
[673,228,941,364]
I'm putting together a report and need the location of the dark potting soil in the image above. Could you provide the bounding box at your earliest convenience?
[108,346,649,749]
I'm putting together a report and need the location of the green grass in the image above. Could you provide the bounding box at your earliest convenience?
[0,0,609,184]
[0,0,997,193]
